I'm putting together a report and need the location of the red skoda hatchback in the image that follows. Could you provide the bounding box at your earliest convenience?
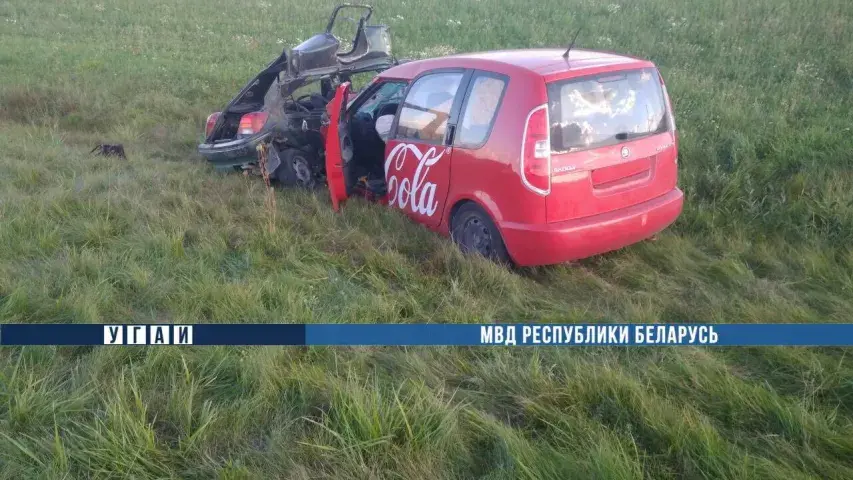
[324,48,683,266]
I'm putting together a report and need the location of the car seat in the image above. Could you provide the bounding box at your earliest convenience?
[418,91,454,141]
[376,102,398,119]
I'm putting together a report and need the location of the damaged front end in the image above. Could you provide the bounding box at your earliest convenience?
[197,4,399,187]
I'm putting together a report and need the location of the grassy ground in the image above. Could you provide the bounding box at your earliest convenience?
[1,0,853,478]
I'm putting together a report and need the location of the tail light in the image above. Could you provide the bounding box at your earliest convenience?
[662,83,676,134]
[520,104,551,195]
[659,71,676,134]
[659,73,678,163]
[238,112,269,136]
[205,112,221,138]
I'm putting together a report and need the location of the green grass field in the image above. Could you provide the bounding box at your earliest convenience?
[2,0,853,478]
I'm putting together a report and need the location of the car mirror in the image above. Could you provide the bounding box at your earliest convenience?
[375,114,394,141]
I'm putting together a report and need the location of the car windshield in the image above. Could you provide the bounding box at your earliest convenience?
[547,68,669,153]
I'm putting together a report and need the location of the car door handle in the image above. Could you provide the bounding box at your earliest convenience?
[446,124,456,145]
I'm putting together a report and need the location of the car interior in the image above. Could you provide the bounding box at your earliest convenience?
[343,82,407,195]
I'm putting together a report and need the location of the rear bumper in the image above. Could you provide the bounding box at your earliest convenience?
[500,188,684,267]
[197,132,271,167]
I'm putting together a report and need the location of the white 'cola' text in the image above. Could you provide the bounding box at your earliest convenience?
[384,143,445,216]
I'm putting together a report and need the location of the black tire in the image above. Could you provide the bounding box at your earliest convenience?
[273,147,318,190]
[450,203,511,265]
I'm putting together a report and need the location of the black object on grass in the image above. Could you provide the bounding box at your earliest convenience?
[91,144,126,159]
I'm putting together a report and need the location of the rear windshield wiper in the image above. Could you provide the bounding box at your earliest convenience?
[614,131,645,141]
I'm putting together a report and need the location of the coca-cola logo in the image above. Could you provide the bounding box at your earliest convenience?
[384,142,446,217]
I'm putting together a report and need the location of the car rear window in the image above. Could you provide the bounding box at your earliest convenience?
[547,68,669,153]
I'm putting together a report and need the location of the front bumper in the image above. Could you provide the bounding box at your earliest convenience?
[500,188,684,267]
[197,132,272,167]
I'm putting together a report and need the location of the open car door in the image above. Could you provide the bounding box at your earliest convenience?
[325,82,352,211]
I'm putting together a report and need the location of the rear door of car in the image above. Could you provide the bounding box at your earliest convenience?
[545,67,678,222]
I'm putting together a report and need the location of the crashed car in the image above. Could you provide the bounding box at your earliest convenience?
[200,6,684,267]
[198,5,400,187]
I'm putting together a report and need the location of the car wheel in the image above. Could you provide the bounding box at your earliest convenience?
[273,147,318,190]
[451,203,511,265]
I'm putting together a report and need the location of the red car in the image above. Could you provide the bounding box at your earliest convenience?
[323,47,683,266]
[199,8,682,266]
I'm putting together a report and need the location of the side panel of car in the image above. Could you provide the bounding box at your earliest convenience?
[384,69,472,228]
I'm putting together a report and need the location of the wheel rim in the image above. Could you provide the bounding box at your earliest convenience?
[462,217,493,257]
[292,156,313,187]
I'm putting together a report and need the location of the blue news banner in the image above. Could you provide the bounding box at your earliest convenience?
[1,323,853,346]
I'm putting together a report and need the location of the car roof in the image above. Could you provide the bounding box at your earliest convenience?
[380,48,654,81]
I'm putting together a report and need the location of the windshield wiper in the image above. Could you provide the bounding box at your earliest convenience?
[614,131,642,141]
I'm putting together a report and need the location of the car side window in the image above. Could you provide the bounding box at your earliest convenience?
[395,72,464,144]
[456,73,507,148]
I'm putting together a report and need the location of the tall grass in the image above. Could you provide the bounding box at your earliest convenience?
[1,0,853,478]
